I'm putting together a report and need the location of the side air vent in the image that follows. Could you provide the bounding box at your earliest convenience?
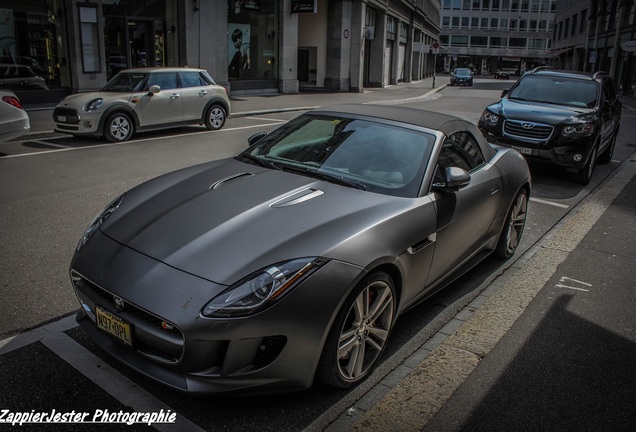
[209,172,254,190]
[270,188,324,208]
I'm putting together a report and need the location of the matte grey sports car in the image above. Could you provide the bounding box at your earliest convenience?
[70,104,531,395]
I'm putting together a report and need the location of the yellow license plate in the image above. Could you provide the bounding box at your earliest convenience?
[95,305,133,346]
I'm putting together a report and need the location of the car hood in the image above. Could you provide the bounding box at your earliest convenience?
[494,98,592,124]
[100,158,411,285]
[57,92,132,109]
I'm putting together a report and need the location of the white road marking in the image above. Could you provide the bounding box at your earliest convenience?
[530,197,570,208]
[247,116,288,123]
[556,276,592,292]
[30,139,73,148]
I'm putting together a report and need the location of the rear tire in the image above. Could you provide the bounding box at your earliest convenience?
[316,272,396,388]
[104,112,133,142]
[204,104,226,130]
[495,189,528,258]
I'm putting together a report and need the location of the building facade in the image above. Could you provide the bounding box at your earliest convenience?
[439,0,556,76]
[550,0,636,96]
[0,0,440,105]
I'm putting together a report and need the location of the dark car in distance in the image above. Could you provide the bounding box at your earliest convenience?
[478,68,621,184]
[450,68,473,86]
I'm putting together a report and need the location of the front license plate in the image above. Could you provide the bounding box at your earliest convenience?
[95,306,133,346]
[511,145,533,156]
[57,115,67,122]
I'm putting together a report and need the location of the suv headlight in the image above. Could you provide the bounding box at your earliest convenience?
[84,98,104,112]
[562,123,595,137]
[480,110,499,125]
[201,258,327,318]
[76,194,124,252]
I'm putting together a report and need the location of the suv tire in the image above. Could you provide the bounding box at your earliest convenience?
[575,144,597,185]
[598,128,618,164]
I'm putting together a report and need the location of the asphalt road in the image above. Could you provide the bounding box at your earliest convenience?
[1,78,634,431]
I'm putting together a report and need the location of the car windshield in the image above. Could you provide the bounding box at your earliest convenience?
[508,75,599,108]
[101,72,148,92]
[239,113,435,198]
[454,68,471,75]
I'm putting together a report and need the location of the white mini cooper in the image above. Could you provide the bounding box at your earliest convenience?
[53,67,231,142]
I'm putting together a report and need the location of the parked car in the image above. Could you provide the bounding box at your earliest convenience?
[493,71,510,79]
[53,67,230,142]
[0,64,48,90]
[0,89,30,142]
[449,68,473,86]
[69,104,531,395]
[478,68,621,184]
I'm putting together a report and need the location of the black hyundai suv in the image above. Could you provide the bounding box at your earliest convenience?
[478,68,621,184]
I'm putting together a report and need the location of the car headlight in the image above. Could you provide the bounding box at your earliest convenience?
[76,194,124,252]
[562,123,595,137]
[201,258,327,318]
[84,98,104,112]
[480,110,499,125]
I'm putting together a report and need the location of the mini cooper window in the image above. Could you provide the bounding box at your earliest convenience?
[101,72,148,92]
[146,72,178,90]
[243,114,436,198]
[179,71,206,88]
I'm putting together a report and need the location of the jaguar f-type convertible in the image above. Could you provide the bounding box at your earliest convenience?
[70,104,531,395]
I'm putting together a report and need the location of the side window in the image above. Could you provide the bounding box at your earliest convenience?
[438,131,486,173]
[179,71,204,88]
[146,72,178,90]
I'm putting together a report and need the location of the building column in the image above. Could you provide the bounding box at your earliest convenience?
[325,0,352,91]
[279,1,300,93]
[349,0,365,93]
[366,10,386,87]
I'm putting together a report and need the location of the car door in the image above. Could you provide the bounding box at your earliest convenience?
[425,131,503,286]
[136,72,182,127]
[600,79,620,148]
[179,71,211,122]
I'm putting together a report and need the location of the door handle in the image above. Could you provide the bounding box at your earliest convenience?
[199,90,208,96]
[170,93,180,99]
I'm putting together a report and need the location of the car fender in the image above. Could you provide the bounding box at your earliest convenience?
[97,103,141,132]
[201,97,231,120]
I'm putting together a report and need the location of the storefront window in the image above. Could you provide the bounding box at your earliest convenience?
[0,1,68,92]
[227,0,278,82]
[79,6,100,73]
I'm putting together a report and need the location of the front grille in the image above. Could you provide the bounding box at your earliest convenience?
[504,120,553,141]
[53,107,81,124]
[71,272,184,363]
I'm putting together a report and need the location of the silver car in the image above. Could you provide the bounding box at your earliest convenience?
[0,90,30,142]
[53,67,230,142]
[70,104,531,395]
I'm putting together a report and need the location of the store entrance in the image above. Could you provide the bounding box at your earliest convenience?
[128,20,151,68]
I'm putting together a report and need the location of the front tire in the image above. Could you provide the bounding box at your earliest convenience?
[495,189,528,258]
[598,128,618,164]
[204,104,227,130]
[317,272,396,388]
[575,144,597,185]
[104,112,133,142]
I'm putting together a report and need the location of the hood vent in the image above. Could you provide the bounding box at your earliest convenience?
[270,188,324,208]
[209,172,254,190]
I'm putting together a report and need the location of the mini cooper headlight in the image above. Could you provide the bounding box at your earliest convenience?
[562,123,595,137]
[76,194,124,252]
[201,258,326,318]
[84,98,104,112]
[480,110,499,125]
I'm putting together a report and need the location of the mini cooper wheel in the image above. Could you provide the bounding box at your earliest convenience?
[204,104,226,130]
[104,112,133,142]
[575,144,597,185]
[317,272,396,388]
[495,189,528,258]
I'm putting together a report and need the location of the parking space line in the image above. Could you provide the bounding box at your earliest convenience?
[246,116,288,123]
[530,197,570,208]
[29,139,73,149]
[0,315,77,355]
[41,331,205,432]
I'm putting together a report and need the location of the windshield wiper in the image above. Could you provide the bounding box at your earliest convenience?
[237,154,283,171]
[281,165,366,190]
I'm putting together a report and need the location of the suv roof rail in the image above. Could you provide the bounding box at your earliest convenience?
[592,71,607,79]
[531,66,555,73]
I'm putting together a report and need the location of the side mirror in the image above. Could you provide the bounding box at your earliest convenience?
[247,131,268,146]
[148,84,160,95]
[433,167,471,192]
[501,89,509,98]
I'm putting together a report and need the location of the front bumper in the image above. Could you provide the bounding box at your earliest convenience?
[479,125,595,170]
[53,107,102,135]
[450,78,473,86]
[70,230,363,394]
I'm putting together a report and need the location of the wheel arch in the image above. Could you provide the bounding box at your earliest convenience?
[97,105,140,136]
[202,97,230,121]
